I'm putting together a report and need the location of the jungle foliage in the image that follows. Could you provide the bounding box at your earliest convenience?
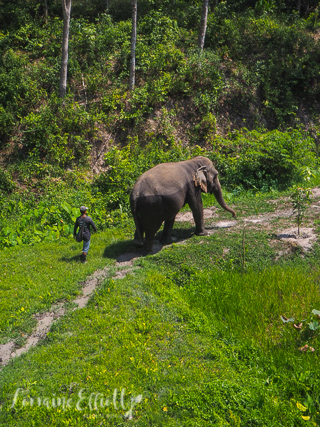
[0,0,320,247]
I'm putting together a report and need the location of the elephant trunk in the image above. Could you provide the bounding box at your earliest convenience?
[212,178,236,218]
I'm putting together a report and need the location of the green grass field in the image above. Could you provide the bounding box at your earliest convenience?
[1,190,320,426]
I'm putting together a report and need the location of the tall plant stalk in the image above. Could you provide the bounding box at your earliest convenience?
[290,187,311,235]
[198,0,209,52]
[59,0,72,98]
[129,0,137,91]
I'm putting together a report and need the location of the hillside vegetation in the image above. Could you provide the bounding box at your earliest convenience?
[1,0,320,247]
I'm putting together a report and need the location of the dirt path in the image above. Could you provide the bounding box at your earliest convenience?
[176,187,320,252]
[1,188,319,369]
[0,255,141,369]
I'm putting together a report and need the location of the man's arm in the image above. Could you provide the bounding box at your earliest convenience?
[73,218,78,237]
[88,217,97,232]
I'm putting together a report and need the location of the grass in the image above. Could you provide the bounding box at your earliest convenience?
[1,188,320,425]
[0,226,133,344]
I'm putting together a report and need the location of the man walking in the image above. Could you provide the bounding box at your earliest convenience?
[73,206,97,263]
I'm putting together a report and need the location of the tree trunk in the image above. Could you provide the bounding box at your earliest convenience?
[198,0,209,51]
[44,0,48,23]
[129,0,137,91]
[59,0,72,98]
[297,0,302,15]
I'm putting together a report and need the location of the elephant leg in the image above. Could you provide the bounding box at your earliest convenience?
[144,230,156,253]
[133,228,144,247]
[160,218,175,244]
[144,219,163,252]
[187,192,207,235]
[133,213,144,247]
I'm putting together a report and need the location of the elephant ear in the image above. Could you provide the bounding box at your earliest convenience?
[194,166,207,193]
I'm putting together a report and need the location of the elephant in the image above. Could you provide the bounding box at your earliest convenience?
[130,156,236,252]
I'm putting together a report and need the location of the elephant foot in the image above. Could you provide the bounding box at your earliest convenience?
[160,235,173,244]
[133,238,144,247]
[196,229,208,236]
[143,240,154,254]
[141,247,152,255]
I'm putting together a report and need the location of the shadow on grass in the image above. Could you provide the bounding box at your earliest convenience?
[102,228,195,263]
[60,254,83,263]
[171,228,194,242]
[103,240,138,260]
[205,226,230,231]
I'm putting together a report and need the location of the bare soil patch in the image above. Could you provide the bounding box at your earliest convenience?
[245,209,293,224]
[176,207,218,223]
[312,187,320,198]
[275,227,317,252]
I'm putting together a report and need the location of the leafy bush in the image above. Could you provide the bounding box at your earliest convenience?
[136,41,185,75]
[20,95,97,166]
[206,13,320,125]
[211,128,317,191]
[0,49,42,124]
[0,106,14,145]
[178,49,224,113]
[1,124,317,249]
[0,168,15,194]
[139,11,179,45]
[92,16,131,63]
[0,174,113,248]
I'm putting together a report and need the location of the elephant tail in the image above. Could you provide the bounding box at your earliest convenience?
[130,196,144,247]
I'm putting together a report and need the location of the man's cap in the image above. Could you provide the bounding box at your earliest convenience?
[80,206,88,213]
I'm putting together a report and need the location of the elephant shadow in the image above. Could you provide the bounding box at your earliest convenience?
[103,240,141,262]
[162,227,195,244]
[103,227,195,262]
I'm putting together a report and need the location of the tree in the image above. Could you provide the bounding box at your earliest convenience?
[198,0,209,52]
[129,0,137,91]
[44,0,48,22]
[59,0,72,98]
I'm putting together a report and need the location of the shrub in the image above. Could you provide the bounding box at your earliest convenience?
[0,106,14,145]
[20,96,96,167]
[0,175,113,248]
[139,11,179,45]
[182,49,223,94]
[211,128,317,191]
[206,13,320,125]
[0,49,42,125]
[0,168,15,194]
